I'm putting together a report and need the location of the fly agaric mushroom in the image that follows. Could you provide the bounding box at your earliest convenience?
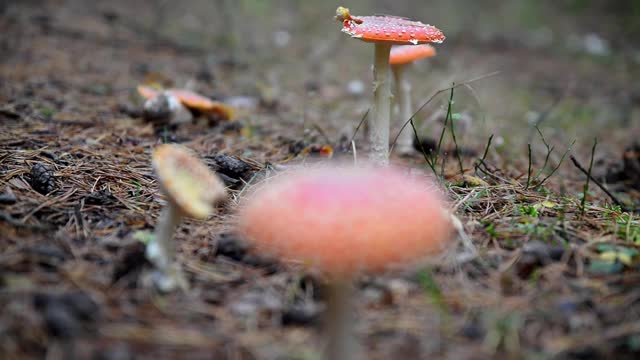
[143,91,193,125]
[138,85,235,122]
[238,165,452,359]
[389,44,436,155]
[336,7,445,164]
[148,144,227,291]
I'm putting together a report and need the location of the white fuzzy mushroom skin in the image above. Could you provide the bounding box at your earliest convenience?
[143,92,193,125]
[146,204,190,292]
[370,43,392,165]
[147,204,180,271]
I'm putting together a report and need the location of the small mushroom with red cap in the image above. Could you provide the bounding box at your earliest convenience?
[336,6,445,164]
[390,44,437,155]
[148,144,227,291]
[238,165,452,359]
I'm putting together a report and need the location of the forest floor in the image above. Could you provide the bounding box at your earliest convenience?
[2,1,640,359]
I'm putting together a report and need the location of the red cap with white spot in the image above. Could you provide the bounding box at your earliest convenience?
[337,8,445,45]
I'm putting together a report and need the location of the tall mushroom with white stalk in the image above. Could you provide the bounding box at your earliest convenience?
[335,6,445,165]
[390,44,437,155]
[148,144,227,291]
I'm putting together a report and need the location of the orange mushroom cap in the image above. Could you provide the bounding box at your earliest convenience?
[137,85,160,100]
[137,86,235,120]
[390,44,436,65]
[238,165,452,277]
[166,89,217,108]
[167,89,235,120]
[340,13,445,45]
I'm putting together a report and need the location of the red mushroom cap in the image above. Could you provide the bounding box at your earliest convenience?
[238,165,452,277]
[390,44,437,65]
[340,14,445,45]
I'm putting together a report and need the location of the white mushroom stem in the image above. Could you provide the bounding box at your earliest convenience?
[392,64,415,155]
[325,280,355,360]
[370,43,392,165]
[147,204,181,273]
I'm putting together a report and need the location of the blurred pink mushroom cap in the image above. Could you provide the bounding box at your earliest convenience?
[238,165,452,277]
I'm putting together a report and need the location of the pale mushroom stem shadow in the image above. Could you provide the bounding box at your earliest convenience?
[325,280,356,360]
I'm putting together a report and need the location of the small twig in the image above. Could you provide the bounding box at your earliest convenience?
[436,87,455,165]
[349,108,369,145]
[532,126,555,183]
[475,134,494,175]
[410,118,437,175]
[526,144,533,190]
[579,139,598,216]
[534,140,575,190]
[448,98,464,177]
[534,125,551,150]
[570,154,627,209]
[434,86,455,179]
[475,161,504,183]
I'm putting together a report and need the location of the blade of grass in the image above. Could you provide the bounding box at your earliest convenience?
[532,125,555,183]
[579,138,598,217]
[526,144,533,190]
[436,86,455,162]
[534,140,575,190]
[449,111,464,177]
[408,117,437,175]
[475,134,494,175]
[349,108,369,145]
[435,86,455,179]
[570,154,627,209]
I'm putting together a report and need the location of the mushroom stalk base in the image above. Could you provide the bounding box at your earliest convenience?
[392,65,415,155]
[325,280,355,360]
[147,205,186,291]
[370,43,392,165]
